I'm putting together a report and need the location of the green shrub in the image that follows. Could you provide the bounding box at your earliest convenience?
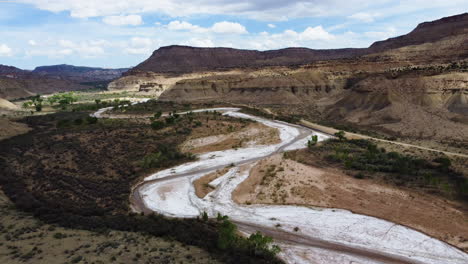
[86,116,98,124]
[150,120,165,130]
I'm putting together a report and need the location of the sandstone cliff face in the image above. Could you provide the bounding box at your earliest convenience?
[369,13,468,52]
[129,46,368,74]
[159,69,349,104]
[107,70,246,97]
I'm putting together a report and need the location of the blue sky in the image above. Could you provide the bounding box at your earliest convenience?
[0,0,467,69]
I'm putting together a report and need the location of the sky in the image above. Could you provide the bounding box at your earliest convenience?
[0,0,467,69]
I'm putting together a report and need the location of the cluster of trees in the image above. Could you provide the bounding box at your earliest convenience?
[56,116,98,128]
[141,145,195,169]
[22,95,44,112]
[150,110,198,131]
[22,92,79,112]
[211,214,280,258]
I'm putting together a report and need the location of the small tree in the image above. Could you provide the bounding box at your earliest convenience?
[151,120,165,130]
[334,130,346,141]
[154,111,162,119]
[201,211,208,222]
[217,218,237,250]
[307,135,318,149]
[86,116,98,124]
[433,156,452,171]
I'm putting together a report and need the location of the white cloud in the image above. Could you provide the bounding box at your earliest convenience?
[165,20,247,34]
[364,27,398,40]
[17,0,468,24]
[349,12,380,22]
[57,39,105,57]
[267,23,276,28]
[184,38,214,47]
[28,40,37,46]
[124,37,159,55]
[25,48,73,58]
[211,21,247,34]
[276,26,334,43]
[300,26,334,40]
[0,44,13,56]
[103,15,143,26]
[167,21,204,32]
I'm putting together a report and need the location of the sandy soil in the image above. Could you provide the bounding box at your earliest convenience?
[233,154,468,251]
[182,122,280,153]
[193,168,230,198]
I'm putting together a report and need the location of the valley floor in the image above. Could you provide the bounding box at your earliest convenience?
[129,107,467,264]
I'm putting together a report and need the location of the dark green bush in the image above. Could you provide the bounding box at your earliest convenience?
[150,120,165,130]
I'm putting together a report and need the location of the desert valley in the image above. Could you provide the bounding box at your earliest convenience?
[0,6,467,264]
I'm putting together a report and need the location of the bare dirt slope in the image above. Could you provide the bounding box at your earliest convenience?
[0,118,30,141]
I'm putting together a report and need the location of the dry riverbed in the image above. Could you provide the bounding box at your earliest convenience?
[232,154,468,252]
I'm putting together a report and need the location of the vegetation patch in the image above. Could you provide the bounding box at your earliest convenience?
[290,138,468,203]
[0,110,283,263]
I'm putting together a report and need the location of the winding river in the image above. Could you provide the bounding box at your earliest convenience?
[93,103,468,264]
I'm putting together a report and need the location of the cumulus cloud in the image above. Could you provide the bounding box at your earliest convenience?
[167,21,204,32]
[211,21,247,34]
[0,44,13,56]
[28,40,37,46]
[102,15,143,26]
[281,26,334,41]
[267,23,276,28]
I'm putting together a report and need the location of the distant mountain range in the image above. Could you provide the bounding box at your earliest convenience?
[0,64,128,100]
[32,64,129,83]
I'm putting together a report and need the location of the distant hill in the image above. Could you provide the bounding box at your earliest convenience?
[33,64,128,83]
[0,64,129,100]
[0,65,87,100]
[369,13,468,52]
